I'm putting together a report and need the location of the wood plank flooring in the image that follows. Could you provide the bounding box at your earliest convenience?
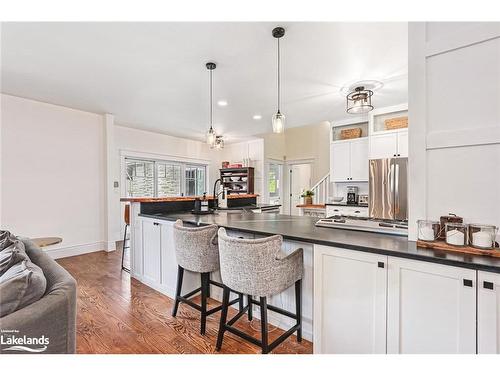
[57,248,313,354]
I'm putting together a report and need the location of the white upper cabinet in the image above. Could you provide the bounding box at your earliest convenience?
[369,133,398,159]
[396,131,408,157]
[330,141,350,182]
[387,257,476,354]
[314,245,387,354]
[478,271,500,354]
[330,138,368,182]
[368,103,408,160]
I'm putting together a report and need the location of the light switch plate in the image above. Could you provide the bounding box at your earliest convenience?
[114,181,119,188]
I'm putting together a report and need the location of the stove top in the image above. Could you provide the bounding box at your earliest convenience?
[315,216,408,236]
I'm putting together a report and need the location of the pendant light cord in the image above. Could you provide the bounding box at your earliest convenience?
[209,68,213,129]
[277,37,281,112]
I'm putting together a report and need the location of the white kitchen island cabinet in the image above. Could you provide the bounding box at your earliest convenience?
[478,271,500,353]
[386,257,476,354]
[313,245,387,354]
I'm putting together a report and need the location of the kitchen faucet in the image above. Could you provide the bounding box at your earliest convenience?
[212,178,226,209]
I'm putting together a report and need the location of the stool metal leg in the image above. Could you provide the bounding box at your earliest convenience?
[238,293,244,312]
[247,295,253,321]
[216,286,230,351]
[260,296,269,354]
[121,224,129,271]
[200,272,209,335]
[172,266,184,317]
[295,279,302,342]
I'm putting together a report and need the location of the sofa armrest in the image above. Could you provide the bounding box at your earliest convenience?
[0,277,76,354]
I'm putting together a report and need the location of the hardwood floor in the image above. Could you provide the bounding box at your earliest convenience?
[57,249,313,354]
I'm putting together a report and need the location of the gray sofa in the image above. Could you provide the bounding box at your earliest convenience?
[0,238,77,354]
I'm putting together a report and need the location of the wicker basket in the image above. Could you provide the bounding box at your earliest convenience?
[385,116,408,130]
[340,127,362,140]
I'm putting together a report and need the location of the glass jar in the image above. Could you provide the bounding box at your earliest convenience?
[417,220,440,242]
[468,224,498,250]
[445,223,468,247]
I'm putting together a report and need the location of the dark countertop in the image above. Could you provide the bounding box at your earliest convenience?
[139,211,500,273]
[325,203,368,207]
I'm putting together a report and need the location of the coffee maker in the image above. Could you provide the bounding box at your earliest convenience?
[346,186,359,205]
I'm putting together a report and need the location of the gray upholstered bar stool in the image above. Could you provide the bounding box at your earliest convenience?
[215,227,304,354]
[172,220,241,335]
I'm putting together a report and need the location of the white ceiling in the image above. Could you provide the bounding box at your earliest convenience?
[1,22,408,142]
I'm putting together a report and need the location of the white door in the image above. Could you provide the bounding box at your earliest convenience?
[289,163,312,215]
[478,271,500,353]
[397,130,408,158]
[313,245,387,354]
[387,257,476,353]
[142,220,162,286]
[350,138,369,181]
[369,133,398,159]
[330,142,350,182]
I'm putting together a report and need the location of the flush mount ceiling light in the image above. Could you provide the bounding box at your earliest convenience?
[341,80,382,115]
[271,27,286,134]
[346,86,374,114]
[214,135,224,150]
[217,100,228,107]
[206,62,217,147]
[253,114,262,120]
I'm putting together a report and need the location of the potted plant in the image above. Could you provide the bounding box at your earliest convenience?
[301,190,315,205]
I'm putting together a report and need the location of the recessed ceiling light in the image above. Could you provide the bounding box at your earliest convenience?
[217,100,228,107]
[253,115,262,120]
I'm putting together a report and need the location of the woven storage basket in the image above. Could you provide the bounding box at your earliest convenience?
[340,127,362,140]
[385,116,408,130]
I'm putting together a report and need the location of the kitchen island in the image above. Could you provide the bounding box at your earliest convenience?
[128,203,500,354]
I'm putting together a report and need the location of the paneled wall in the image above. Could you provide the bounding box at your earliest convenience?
[408,22,500,240]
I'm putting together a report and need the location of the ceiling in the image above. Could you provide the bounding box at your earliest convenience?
[1,22,408,142]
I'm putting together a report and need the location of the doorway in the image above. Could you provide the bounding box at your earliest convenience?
[288,162,312,215]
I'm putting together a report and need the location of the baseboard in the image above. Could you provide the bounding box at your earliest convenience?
[105,240,117,252]
[44,241,106,259]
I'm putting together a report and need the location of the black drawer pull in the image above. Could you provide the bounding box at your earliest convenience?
[463,279,473,287]
[484,281,494,290]
[377,262,384,268]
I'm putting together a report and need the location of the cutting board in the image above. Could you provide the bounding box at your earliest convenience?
[417,240,500,258]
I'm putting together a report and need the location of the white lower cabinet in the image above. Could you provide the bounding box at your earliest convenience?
[478,271,500,353]
[142,220,162,286]
[313,245,387,354]
[386,257,476,354]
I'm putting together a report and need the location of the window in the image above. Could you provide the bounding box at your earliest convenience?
[124,157,207,198]
[268,163,282,205]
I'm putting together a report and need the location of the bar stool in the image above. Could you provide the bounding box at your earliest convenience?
[215,227,304,354]
[172,220,242,335]
[121,204,130,272]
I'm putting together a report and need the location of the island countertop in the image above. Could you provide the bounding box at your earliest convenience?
[121,193,258,203]
[138,211,500,274]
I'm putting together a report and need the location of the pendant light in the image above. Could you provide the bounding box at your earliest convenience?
[346,86,374,114]
[206,62,217,146]
[272,27,285,133]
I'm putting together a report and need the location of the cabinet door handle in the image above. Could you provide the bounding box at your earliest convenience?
[463,279,473,287]
[484,281,494,290]
[153,222,160,226]
[377,261,385,268]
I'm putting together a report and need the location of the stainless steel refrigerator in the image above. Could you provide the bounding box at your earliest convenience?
[369,158,408,221]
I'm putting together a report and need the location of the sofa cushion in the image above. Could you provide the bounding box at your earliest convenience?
[0,258,47,317]
[0,240,29,276]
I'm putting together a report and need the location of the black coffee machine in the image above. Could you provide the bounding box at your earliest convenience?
[346,186,359,205]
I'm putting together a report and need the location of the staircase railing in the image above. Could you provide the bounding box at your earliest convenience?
[311,173,330,205]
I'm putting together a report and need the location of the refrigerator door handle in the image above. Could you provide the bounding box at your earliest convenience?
[395,163,400,215]
[389,163,395,195]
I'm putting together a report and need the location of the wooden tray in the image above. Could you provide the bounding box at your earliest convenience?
[417,240,500,258]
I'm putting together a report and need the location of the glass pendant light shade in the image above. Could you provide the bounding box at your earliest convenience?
[346,86,374,114]
[206,126,216,146]
[272,111,285,133]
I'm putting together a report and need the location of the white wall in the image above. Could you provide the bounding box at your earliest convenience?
[1,94,107,257]
[408,22,500,240]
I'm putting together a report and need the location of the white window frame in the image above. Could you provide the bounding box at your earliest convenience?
[120,150,210,198]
